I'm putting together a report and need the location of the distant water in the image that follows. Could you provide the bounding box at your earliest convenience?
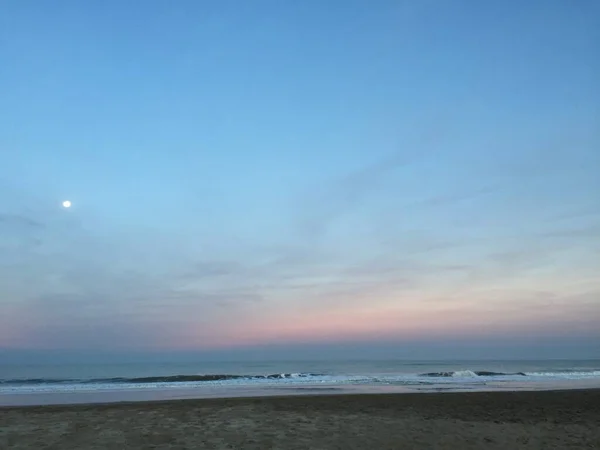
[2,360,599,396]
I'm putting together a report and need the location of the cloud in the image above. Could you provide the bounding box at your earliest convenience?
[548,207,600,222]
[2,131,599,353]
[0,211,46,252]
[537,224,600,240]
[0,213,44,229]
[405,185,497,210]
[292,120,448,240]
[177,260,250,281]
[297,152,413,238]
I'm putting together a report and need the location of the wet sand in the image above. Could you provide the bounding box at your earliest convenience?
[1,389,599,449]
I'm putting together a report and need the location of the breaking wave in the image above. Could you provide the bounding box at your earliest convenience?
[2,368,598,394]
[418,369,600,379]
[0,373,322,386]
[420,370,527,378]
[524,370,600,378]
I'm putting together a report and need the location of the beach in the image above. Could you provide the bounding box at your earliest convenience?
[1,389,599,449]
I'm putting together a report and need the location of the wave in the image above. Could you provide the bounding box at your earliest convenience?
[3,369,599,389]
[420,371,527,378]
[525,370,600,377]
[0,373,322,386]
[0,378,80,385]
[420,369,600,378]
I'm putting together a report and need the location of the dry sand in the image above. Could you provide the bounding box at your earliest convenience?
[1,389,599,449]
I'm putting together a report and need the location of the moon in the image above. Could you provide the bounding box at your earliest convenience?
[62,200,72,208]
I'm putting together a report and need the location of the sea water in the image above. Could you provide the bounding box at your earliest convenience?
[1,359,599,406]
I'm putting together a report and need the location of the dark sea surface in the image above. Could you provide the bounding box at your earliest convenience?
[2,359,599,393]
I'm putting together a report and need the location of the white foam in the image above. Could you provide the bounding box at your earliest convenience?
[525,370,600,379]
[3,368,600,395]
[451,370,478,378]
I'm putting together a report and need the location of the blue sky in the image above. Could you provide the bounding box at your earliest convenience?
[1,0,599,360]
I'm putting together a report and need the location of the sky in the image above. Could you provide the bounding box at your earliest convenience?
[1,0,599,361]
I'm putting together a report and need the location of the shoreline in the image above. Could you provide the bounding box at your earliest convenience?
[3,386,600,411]
[2,377,600,408]
[2,389,599,449]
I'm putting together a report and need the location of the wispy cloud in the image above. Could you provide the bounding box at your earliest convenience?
[293,122,448,240]
[0,213,44,229]
[2,130,599,352]
[297,152,414,238]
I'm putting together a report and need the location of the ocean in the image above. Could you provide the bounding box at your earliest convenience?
[1,359,599,406]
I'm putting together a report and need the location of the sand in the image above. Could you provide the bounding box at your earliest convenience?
[1,389,599,449]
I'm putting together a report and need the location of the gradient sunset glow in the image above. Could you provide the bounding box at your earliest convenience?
[1,0,598,361]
